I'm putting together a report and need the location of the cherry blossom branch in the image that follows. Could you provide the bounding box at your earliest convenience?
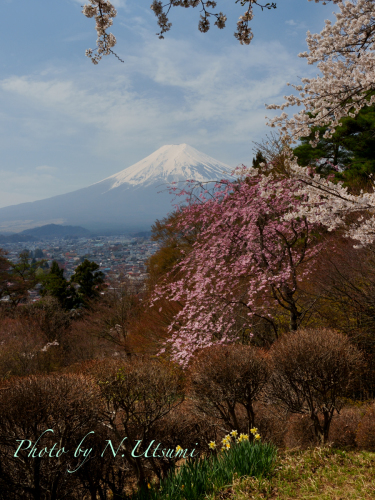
[82,0,120,64]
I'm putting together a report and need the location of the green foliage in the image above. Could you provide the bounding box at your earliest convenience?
[293,105,375,192]
[41,258,106,310]
[40,261,80,310]
[71,258,105,302]
[0,249,11,300]
[130,440,277,500]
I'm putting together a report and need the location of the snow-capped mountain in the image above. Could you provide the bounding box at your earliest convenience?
[0,144,233,234]
[103,144,231,189]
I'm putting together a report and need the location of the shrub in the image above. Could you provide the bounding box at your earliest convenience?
[268,328,364,444]
[281,407,364,450]
[356,402,375,451]
[89,357,185,487]
[189,344,269,433]
[152,399,219,475]
[18,296,71,343]
[329,407,364,449]
[284,414,317,449]
[253,402,289,448]
[0,374,103,499]
[0,317,62,379]
[285,407,364,450]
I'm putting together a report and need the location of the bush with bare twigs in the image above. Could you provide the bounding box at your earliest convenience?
[0,374,103,499]
[88,357,185,487]
[284,414,317,449]
[189,344,270,434]
[0,316,63,379]
[268,328,364,445]
[355,402,375,451]
[253,402,289,448]
[329,406,365,449]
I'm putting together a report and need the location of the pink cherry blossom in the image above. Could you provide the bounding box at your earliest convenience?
[152,169,325,366]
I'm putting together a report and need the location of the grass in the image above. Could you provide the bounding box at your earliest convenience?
[211,447,375,500]
[129,440,277,500]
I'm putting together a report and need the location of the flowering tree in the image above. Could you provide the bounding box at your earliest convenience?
[152,171,324,366]
[261,0,375,247]
[268,0,375,144]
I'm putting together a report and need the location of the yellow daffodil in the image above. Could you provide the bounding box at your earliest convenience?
[176,445,183,452]
[230,430,238,438]
[147,483,151,489]
[209,441,216,449]
[225,442,230,449]
[240,433,249,441]
[250,427,258,435]
[255,433,261,440]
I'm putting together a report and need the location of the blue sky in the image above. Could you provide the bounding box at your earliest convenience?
[0,0,338,208]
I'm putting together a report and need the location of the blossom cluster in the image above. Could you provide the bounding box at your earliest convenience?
[234,5,254,45]
[150,0,227,39]
[82,0,117,64]
[267,0,375,144]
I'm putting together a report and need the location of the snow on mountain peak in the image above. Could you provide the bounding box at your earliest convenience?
[104,144,233,189]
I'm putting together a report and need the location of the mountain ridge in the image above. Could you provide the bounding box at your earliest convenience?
[21,224,92,239]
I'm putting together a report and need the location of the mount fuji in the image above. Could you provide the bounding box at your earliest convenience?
[0,144,233,234]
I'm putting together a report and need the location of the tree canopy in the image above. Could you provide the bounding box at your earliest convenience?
[41,259,105,310]
[71,259,106,302]
[293,105,375,192]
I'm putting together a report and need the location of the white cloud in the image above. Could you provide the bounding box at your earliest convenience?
[0,33,312,197]
[0,37,306,146]
[285,19,307,30]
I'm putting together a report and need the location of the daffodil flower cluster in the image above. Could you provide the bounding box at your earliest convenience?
[221,434,232,451]
[250,427,261,440]
[209,429,261,452]
[237,433,249,443]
